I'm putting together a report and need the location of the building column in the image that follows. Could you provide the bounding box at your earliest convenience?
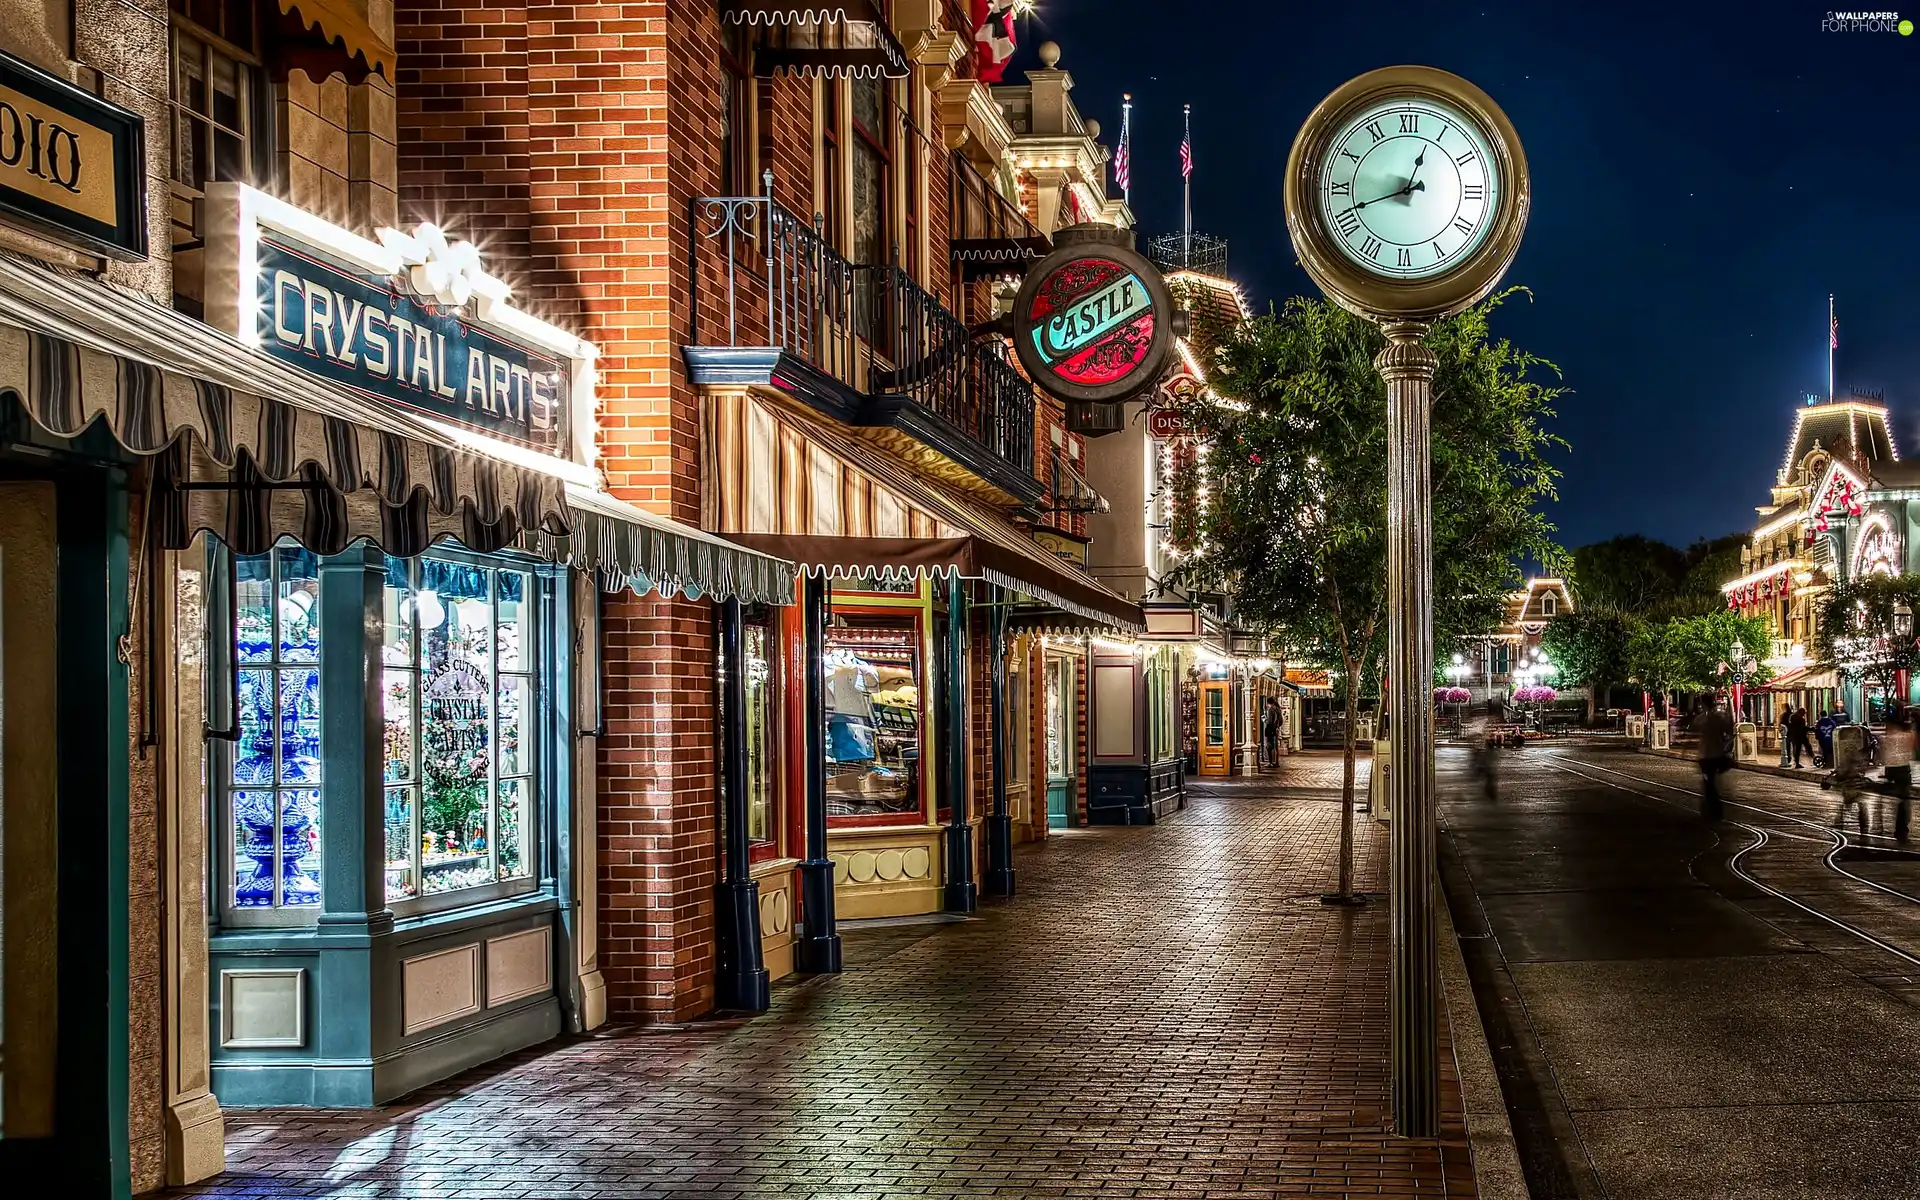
[1238,670,1258,775]
[567,572,607,1029]
[944,575,977,913]
[985,596,1015,896]
[161,550,225,1184]
[714,598,770,1011]
[796,575,842,972]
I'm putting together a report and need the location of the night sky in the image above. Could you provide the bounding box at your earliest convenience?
[1015,1,1920,551]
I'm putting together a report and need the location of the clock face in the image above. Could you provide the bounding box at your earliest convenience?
[1314,96,1502,281]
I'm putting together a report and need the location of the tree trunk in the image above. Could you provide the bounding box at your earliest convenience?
[1336,672,1358,899]
[1587,681,1601,726]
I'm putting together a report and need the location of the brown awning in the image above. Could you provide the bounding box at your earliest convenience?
[273,0,396,83]
[722,2,910,79]
[704,390,1144,631]
[949,152,1051,280]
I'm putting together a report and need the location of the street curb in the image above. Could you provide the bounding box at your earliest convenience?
[1438,888,1530,1200]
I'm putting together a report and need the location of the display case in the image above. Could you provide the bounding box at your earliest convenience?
[824,620,923,821]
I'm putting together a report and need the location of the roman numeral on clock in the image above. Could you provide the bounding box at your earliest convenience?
[1453,216,1474,235]
[1360,235,1383,261]
[1455,149,1477,167]
[1399,113,1419,134]
[1341,147,1360,163]
[1336,207,1361,236]
[1330,180,1350,197]
[1366,120,1385,142]
[1432,242,1447,260]
[1395,247,1413,268]
[1463,183,1484,202]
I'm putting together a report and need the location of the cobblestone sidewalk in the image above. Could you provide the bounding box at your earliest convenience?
[178,754,1473,1200]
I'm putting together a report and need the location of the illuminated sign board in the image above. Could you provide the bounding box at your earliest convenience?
[1012,226,1173,407]
[203,184,598,462]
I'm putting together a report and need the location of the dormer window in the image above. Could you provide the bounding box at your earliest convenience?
[1543,595,1557,617]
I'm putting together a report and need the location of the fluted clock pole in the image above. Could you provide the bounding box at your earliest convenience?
[1378,318,1440,1137]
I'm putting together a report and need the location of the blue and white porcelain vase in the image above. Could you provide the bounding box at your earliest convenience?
[233,638,324,906]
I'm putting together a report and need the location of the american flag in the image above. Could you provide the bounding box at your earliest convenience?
[1114,114,1131,192]
[1180,129,1193,180]
[1831,309,1839,350]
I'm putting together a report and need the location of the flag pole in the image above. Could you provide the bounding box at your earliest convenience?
[1182,103,1192,265]
[1828,293,1835,404]
[1121,94,1133,206]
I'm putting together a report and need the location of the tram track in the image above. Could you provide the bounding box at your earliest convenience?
[1535,753,1920,970]
[1555,753,1920,906]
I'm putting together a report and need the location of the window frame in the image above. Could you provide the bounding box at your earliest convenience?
[212,541,327,930]
[718,23,757,198]
[167,0,273,196]
[847,72,895,268]
[212,542,558,930]
[380,546,549,919]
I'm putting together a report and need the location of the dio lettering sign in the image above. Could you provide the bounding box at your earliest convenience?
[0,50,145,260]
[1012,225,1174,406]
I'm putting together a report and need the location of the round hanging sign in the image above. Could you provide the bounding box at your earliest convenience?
[1012,225,1175,406]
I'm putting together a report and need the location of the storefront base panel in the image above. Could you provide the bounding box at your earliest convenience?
[209,899,565,1108]
[208,995,561,1107]
[1087,761,1186,825]
[829,826,945,918]
[753,859,798,982]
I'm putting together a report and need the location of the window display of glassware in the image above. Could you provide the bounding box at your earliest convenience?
[230,546,324,908]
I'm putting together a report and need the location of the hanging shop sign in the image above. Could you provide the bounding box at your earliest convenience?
[1284,667,1332,688]
[1013,223,1175,408]
[1146,407,1190,440]
[0,49,146,260]
[1030,526,1089,564]
[203,184,598,460]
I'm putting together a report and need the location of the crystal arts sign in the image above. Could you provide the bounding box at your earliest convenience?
[204,185,597,459]
[1012,225,1174,408]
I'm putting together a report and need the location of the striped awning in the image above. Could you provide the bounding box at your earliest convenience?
[704,390,1143,630]
[274,0,396,81]
[0,252,796,604]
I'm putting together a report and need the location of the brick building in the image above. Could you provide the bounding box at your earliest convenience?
[0,3,1150,1194]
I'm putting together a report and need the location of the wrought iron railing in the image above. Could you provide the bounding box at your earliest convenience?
[691,174,1036,480]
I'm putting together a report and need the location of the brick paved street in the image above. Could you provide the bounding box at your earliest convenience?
[178,754,1473,1200]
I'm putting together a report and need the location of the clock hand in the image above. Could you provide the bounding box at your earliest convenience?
[1405,144,1428,191]
[1356,179,1425,209]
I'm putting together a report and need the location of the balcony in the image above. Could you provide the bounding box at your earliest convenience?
[682,184,1041,507]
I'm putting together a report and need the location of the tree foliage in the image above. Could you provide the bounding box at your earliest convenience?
[1627,610,1774,697]
[1812,573,1920,698]
[1165,289,1566,895]
[1571,532,1749,620]
[1540,608,1635,720]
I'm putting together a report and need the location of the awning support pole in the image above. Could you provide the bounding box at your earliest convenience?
[796,574,843,972]
[944,573,977,913]
[714,596,770,1011]
[985,590,1016,896]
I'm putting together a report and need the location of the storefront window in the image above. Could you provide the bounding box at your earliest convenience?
[825,620,922,822]
[1147,647,1173,763]
[744,618,777,845]
[1045,656,1072,780]
[381,555,538,904]
[229,546,323,910]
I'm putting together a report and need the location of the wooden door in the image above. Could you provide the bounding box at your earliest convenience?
[1199,680,1232,776]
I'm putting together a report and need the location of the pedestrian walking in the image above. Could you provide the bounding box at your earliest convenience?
[1816,703,1846,769]
[1787,706,1815,769]
[1883,705,1913,843]
[1260,697,1281,768]
[1695,696,1733,821]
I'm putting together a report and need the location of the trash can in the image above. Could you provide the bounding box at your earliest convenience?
[1735,721,1758,762]
[1649,719,1671,751]
[1626,715,1645,739]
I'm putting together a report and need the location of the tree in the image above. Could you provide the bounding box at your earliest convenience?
[1571,535,1686,612]
[1679,534,1750,603]
[1167,290,1565,900]
[1540,608,1636,723]
[1813,574,1920,704]
[1662,610,1775,694]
